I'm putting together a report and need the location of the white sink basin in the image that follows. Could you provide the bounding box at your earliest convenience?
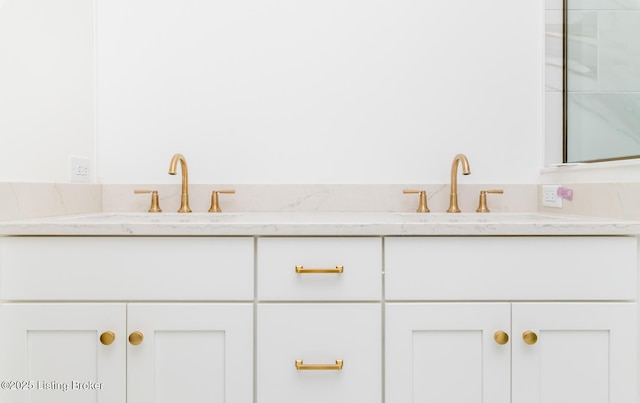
[60,212,247,223]
[393,212,575,223]
[59,211,574,224]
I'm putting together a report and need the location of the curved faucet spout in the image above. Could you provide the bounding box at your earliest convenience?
[168,153,192,213]
[447,153,471,213]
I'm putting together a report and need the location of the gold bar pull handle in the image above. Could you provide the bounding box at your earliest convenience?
[295,265,344,274]
[295,359,344,370]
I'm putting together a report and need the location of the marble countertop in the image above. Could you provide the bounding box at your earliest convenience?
[0,212,639,236]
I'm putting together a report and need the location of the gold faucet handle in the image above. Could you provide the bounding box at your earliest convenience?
[403,189,429,213]
[209,190,236,213]
[134,189,162,213]
[476,189,504,213]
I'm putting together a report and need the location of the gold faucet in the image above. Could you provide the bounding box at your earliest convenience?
[446,153,471,213]
[134,189,162,212]
[168,153,192,213]
[476,189,504,213]
[209,189,236,213]
[403,189,430,213]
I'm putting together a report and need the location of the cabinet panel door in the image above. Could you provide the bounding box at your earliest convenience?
[127,304,253,403]
[0,303,126,403]
[257,303,381,403]
[385,237,637,300]
[386,303,510,403]
[512,303,638,403]
[0,237,255,301]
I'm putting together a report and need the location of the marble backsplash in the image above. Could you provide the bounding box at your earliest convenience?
[0,182,638,221]
[102,184,538,215]
[538,182,640,219]
[0,183,102,221]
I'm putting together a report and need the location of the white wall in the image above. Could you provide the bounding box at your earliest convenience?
[0,0,94,183]
[96,0,544,185]
[4,1,638,186]
[0,1,547,186]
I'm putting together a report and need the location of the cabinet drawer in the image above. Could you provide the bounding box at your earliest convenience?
[257,237,381,301]
[0,237,254,301]
[385,236,637,301]
[257,303,381,403]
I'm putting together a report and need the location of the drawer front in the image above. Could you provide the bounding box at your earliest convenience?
[385,236,638,301]
[257,237,381,301]
[0,237,254,301]
[257,303,381,403]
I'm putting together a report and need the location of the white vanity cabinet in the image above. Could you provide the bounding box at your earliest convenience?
[256,237,382,403]
[0,230,638,403]
[0,237,255,403]
[385,236,639,403]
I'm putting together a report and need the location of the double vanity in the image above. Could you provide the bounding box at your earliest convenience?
[0,211,638,403]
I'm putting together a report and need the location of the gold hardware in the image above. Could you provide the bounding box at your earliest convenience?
[134,189,162,212]
[522,331,538,345]
[168,153,192,213]
[208,190,236,213]
[128,331,144,346]
[295,359,344,371]
[295,265,344,274]
[493,331,509,345]
[476,189,504,213]
[99,331,115,346]
[403,189,430,213]
[447,153,471,213]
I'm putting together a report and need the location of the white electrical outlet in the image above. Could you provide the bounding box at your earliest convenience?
[69,156,90,183]
[542,185,562,208]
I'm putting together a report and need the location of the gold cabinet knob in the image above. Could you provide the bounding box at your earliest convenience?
[522,331,538,345]
[99,331,115,346]
[493,331,509,345]
[128,331,144,346]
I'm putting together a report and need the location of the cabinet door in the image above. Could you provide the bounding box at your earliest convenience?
[0,303,126,403]
[127,303,253,403]
[386,303,511,403]
[257,303,381,403]
[512,303,638,403]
